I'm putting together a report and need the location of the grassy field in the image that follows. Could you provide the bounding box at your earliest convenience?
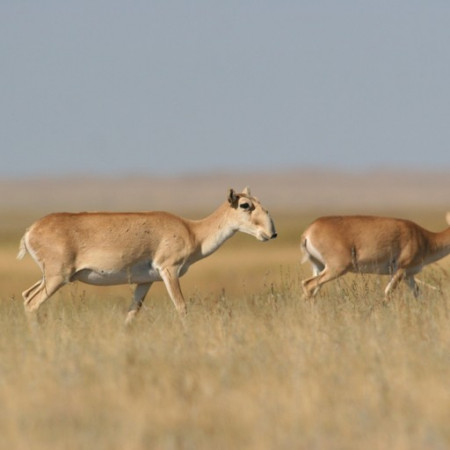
[1,208,449,450]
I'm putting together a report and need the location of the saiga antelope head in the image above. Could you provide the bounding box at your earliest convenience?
[228,187,277,242]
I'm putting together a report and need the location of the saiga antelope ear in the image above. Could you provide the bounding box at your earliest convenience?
[242,186,251,196]
[446,212,450,226]
[228,188,239,206]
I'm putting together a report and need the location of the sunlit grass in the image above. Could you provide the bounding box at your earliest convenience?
[1,211,449,449]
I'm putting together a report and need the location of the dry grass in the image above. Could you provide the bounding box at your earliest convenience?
[1,211,450,450]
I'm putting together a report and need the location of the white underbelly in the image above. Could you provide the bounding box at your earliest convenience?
[72,260,162,286]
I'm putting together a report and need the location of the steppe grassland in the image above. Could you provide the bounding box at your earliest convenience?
[0,210,449,450]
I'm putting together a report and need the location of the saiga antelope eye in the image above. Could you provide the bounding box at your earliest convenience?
[239,202,250,210]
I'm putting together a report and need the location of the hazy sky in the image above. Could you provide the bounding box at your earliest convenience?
[1,1,450,177]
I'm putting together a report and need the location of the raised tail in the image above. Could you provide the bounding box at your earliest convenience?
[300,235,310,264]
[17,234,28,260]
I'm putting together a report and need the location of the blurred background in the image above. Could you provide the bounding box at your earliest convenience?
[1,1,449,217]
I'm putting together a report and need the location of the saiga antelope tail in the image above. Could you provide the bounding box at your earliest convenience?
[299,235,310,264]
[17,234,28,260]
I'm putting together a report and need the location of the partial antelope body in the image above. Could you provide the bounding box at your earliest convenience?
[301,213,450,299]
[18,187,277,324]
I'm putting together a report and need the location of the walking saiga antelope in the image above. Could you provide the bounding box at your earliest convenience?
[17,187,277,324]
[300,213,450,299]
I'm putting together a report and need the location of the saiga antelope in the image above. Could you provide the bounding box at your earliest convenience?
[17,187,277,324]
[300,213,450,299]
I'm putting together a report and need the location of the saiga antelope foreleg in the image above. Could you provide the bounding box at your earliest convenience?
[125,282,153,326]
[159,267,187,316]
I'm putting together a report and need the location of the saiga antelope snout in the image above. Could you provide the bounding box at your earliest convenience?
[17,187,277,325]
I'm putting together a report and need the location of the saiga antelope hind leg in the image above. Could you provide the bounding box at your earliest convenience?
[302,266,348,299]
[23,275,67,313]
